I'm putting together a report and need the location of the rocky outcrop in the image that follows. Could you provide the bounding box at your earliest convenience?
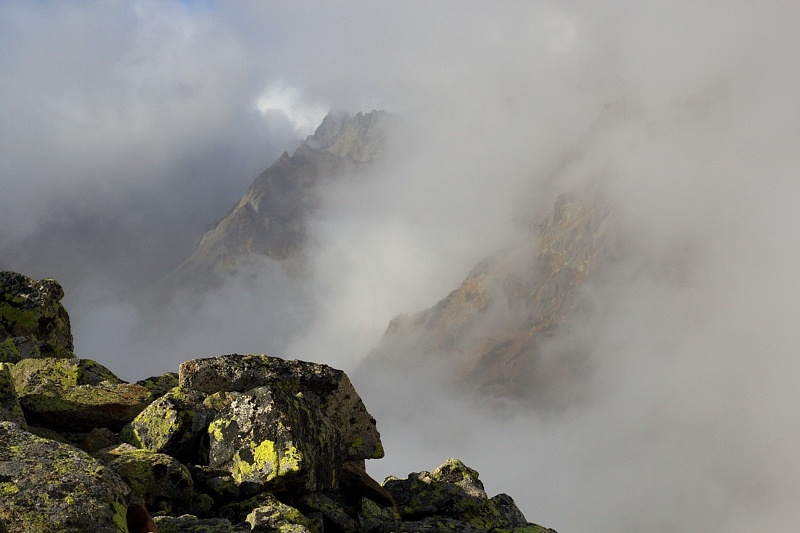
[162,110,393,295]
[179,354,383,462]
[11,357,152,432]
[0,272,555,532]
[0,271,73,361]
[369,188,614,400]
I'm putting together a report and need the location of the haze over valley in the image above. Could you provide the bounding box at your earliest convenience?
[3,2,800,531]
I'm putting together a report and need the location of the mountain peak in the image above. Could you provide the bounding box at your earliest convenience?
[304,110,392,162]
[157,110,392,297]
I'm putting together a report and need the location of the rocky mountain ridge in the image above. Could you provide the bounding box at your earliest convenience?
[368,187,614,402]
[0,271,556,533]
[164,110,392,293]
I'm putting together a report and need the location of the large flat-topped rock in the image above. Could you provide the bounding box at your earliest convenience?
[179,354,383,461]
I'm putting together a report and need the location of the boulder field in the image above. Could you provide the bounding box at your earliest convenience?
[0,271,556,532]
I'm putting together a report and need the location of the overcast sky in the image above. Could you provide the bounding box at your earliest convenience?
[3,2,800,531]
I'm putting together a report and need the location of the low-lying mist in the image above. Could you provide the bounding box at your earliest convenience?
[3,2,800,531]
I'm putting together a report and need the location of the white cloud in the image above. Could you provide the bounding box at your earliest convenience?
[255,83,329,136]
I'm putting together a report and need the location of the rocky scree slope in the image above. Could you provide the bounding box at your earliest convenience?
[0,271,555,533]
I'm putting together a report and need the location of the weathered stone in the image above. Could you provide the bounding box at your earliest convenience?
[392,516,485,532]
[189,491,216,517]
[94,443,193,515]
[0,336,39,362]
[179,354,383,461]
[383,458,486,518]
[298,492,357,533]
[382,458,552,532]
[216,491,279,524]
[10,357,145,430]
[11,357,122,392]
[0,421,129,532]
[357,497,400,533]
[17,380,153,432]
[121,387,211,463]
[488,493,530,527]
[25,424,72,444]
[245,492,319,533]
[152,514,249,532]
[207,385,340,493]
[0,271,73,360]
[79,427,119,453]
[0,363,25,427]
[188,465,242,501]
[136,372,180,398]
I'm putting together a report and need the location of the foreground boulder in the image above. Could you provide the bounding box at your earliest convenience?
[11,357,152,431]
[0,271,73,361]
[0,421,129,532]
[179,354,384,462]
[124,354,383,496]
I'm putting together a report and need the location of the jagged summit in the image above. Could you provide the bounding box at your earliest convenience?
[162,110,393,293]
[304,110,390,161]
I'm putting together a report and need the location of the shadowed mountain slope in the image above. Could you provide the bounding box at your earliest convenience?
[159,110,392,295]
[367,188,615,401]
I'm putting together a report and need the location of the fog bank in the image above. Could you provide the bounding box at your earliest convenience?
[3,2,800,531]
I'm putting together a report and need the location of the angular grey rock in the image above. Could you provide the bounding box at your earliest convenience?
[94,443,194,516]
[0,271,73,361]
[180,354,383,461]
[121,386,211,464]
[245,492,318,533]
[382,458,555,532]
[299,492,357,533]
[207,385,340,493]
[135,372,179,398]
[0,421,129,532]
[10,357,122,392]
[11,357,152,432]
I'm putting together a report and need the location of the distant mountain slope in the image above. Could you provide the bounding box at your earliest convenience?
[164,110,392,292]
[367,187,614,401]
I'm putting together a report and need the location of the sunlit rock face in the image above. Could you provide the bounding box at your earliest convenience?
[165,110,393,293]
[370,188,615,400]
